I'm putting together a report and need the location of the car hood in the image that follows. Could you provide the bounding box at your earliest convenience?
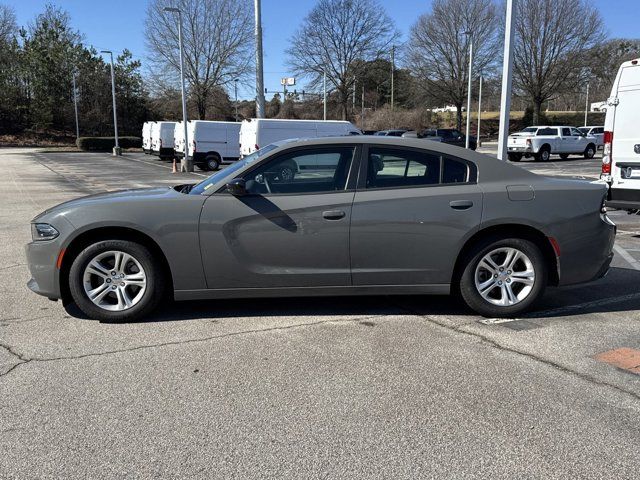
[32,187,180,221]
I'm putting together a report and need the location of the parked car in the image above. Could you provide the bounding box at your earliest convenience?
[420,129,477,150]
[374,129,408,137]
[239,119,361,157]
[578,126,605,148]
[141,122,154,154]
[26,136,615,322]
[150,121,176,160]
[601,58,640,212]
[507,126,597,162]
[174,120,241,171]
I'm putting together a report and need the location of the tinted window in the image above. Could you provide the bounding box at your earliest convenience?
[443,158,469,183]
[562,128,572,136]
[366,147,440,189]
[537,128,557,136]
[243,146,355,195]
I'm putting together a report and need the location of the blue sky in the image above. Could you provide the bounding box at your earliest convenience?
[9,0,640,99]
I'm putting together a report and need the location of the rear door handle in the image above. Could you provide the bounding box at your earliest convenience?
[449,200,474,210]
[322,210,346,220]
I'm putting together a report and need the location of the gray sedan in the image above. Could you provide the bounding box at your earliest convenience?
[26,137,616,321]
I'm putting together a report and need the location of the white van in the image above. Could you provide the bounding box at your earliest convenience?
[151,121,176,159]
[239,119,361,157]
[601,58,640,211]
[174,120,241,171]
[142,121,154,154]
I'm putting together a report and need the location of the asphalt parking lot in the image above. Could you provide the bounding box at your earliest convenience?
[2,148,640,478]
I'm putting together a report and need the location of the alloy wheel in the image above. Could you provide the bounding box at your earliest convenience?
[82,250,147,311]
[474,247,535,307]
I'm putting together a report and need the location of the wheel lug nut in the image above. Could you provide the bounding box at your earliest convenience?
[494,274,498,278]
[120,282,125,287]
[498,281,503,285]
[111,285,117,290]
[499,267,504,272]
[111,271,116,276]
[106,279,111,283]
[507,270,512,274]
[506,279,511,283]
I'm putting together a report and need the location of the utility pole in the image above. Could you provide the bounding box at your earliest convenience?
[477,74,483,147]
[100,50,120,156]
[254,0,265,118]
[390,45,395,110]
[584,81,590,127]
[497,0,516,161]
[352,77,356,116]
[71,70,80,140]
[164,7,191,171]
[464,32,473,149]
[323,69,327,120]
[234,79,239,121]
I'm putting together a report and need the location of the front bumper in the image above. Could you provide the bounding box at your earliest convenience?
[26,239,63,300]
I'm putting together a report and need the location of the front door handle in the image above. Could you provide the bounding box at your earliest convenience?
[449,200,474,210]
[322,210,346,220]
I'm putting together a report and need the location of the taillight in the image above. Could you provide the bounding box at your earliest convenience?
[255,144,259,151]
[602,130,613,175]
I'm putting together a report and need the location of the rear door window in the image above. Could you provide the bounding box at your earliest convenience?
[562,128,572,136]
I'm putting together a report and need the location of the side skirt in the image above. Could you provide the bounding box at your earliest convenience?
[174,284,451,301]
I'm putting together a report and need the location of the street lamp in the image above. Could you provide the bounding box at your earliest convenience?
[323,68,327,121]
[497,0,516,161]
[164,6,191,172]
[234,79,239,121]
[100,50,120,156]
[477,73,483,147]
[463,31,473,149]
[71,70,80,140]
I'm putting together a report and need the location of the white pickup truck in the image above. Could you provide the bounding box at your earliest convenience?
[507,126,598,162]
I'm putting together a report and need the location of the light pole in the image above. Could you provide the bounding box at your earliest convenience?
[100,50,120,156]
[71,70,80,140]
[464,31,473,149]
[477,74,483,147]
[390,44,395,110]
[497,0,516,161]
[584,81,590,127]
[234,79,239,121]
[254,0,265,118]
[323,69,327,120]
[164,7,191,172]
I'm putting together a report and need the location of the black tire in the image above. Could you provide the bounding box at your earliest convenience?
[204,154,220,171]
[68,240,165,322]
[559,153,570,160]
[584,144,596,159]
[534,146,551,162]
[459,237,548,318]
[507,153,522,162]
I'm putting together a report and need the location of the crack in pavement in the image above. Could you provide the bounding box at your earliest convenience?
[0,314,382,378]
[390,301,640,403]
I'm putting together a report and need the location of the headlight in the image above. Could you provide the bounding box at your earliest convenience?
[31,223,59,241]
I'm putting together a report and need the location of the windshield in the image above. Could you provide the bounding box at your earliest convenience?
[189,141,289,195]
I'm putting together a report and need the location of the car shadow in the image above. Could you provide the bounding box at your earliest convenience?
[63,267,640,324]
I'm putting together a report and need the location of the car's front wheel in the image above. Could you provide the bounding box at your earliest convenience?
[459,238,547,318]
[584,144,596,159]
[68,240,165,322]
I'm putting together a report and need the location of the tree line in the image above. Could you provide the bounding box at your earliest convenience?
[0,0,639,142]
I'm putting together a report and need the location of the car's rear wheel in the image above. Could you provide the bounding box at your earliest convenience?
[507,153,522,162]
[584,144,596,159]
[68,240,165,322]
[535,146,551,162]
[205,154,220,171]
[459,238,547,318]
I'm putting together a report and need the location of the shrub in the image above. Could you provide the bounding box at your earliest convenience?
[77,136,142,151]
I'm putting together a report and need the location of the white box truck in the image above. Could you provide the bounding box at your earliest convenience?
[150,121,176,160]
[174,120,241,171]
[239,119,361,157]
[601,58,640,211]
[142,121,154,154]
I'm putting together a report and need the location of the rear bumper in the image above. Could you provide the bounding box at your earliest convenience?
[606,188,640,210]
[507,146,532,153]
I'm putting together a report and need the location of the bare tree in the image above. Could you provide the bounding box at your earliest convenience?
[286,0,399,120]
[0,4,16,42]
[145,0,253,119]
[513,0,605,124]
[407,0,500,131]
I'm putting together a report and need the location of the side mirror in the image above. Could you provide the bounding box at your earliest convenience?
[226,178,247,196]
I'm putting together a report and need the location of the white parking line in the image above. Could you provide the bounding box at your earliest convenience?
[613,244,640,270]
